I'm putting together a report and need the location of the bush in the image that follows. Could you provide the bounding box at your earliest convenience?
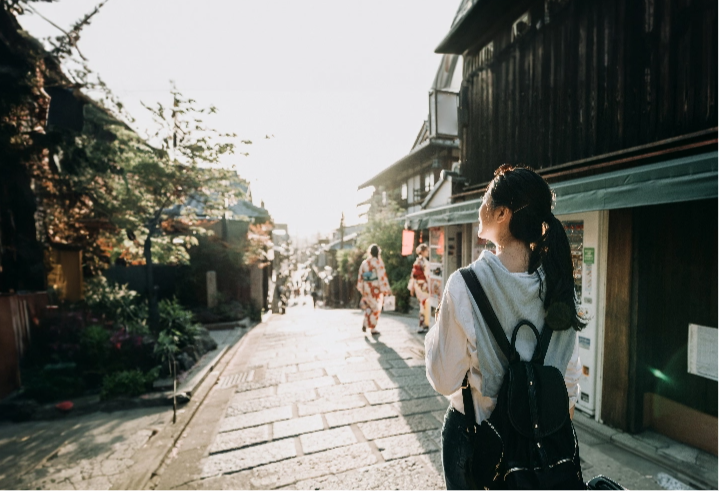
[79,324,111,367]
[84,276,148,335]
[22,363,86,403]
[100,368,159,400]
[391,277,411,314]
[158,297,200,347]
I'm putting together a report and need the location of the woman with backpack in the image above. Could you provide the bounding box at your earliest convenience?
[425,165,583,490]
[356,244,391,335]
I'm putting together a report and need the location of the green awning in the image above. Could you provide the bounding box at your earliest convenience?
[403,151,717,229]
[552,151,717,214]
[405,198,482,229]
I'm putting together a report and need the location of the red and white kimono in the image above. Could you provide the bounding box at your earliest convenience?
[356,256,391,331]
[408,255,431,329]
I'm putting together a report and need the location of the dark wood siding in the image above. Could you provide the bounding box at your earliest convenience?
[459,0,718,186]
[634,199,718,419]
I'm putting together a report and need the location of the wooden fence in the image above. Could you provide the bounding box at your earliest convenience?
[0,293,49,399]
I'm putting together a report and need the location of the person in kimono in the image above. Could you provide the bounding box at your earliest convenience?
[408,243,431,334]
[356,244,391,335]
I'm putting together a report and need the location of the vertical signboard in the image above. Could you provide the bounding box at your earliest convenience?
[558,212,602,416]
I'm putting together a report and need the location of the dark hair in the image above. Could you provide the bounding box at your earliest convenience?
[368,244,380,258]
[486,164,584,331]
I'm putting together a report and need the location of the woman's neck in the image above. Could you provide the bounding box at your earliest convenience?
[494,238,531,273]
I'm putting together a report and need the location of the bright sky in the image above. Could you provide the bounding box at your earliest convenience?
[19,0,460,239]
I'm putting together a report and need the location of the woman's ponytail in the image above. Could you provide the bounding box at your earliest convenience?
[539,215,584,331]
[486,164,585,331]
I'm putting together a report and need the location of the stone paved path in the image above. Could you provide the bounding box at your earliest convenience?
[155,300,446,490]
[154,298,683,490]
[0,406,171,490]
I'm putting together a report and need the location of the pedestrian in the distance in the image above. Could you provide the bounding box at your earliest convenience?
[310,283,318,309]
[425,165,582,489]
[356,244,391,335]
[408,243,431,334]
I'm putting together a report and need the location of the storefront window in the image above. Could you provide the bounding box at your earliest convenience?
[424,173,434,192]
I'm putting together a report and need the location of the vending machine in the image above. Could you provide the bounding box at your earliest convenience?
[428,227,444,313]
[557,211,607,417]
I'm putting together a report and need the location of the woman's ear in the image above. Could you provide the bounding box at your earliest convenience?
[494,205,512,224]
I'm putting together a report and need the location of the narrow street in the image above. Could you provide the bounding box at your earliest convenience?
[152,299,672,490]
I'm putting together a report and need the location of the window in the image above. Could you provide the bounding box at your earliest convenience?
[512,12,531,42]
[424,173,435,192]
[382,191,387,205]
[478,42,494,68]
[401,183,408,201]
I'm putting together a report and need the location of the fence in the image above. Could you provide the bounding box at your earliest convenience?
[0,293,49,399]
[103,265,189,301]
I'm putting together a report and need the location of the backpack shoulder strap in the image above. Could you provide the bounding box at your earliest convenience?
[535,324,553,364]
[458,266,512,360]
[461,371,476,430]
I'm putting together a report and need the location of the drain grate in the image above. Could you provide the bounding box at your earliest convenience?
[217,370,255,389]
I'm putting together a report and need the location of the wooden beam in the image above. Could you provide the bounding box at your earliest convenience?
[601,209,633,429]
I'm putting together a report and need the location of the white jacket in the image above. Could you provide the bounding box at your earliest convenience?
[425,250,581,425]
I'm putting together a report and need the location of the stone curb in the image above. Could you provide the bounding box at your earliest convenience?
[111,324,257,490]
[573,412,716,490]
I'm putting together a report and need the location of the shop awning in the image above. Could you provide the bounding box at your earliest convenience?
[552,151,717,214]
[403,151,717,228]
[404,198,482,229]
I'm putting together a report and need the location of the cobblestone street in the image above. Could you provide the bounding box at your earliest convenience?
[0,406,171,490]
[152,299,671,490]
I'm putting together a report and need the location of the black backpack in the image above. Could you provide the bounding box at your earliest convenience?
[459,267,584,490]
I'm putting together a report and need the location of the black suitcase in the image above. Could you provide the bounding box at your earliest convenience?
[586,475,626,490]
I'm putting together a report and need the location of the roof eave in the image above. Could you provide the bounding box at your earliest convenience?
[435,0,525,54]
[357,137,459,190]
[434,1,484,54]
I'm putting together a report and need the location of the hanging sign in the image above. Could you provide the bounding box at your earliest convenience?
[401,230,415,256]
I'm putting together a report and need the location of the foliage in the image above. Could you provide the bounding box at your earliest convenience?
[22,363,86,403]
[153,330,179,367]
[153,297,201,368]
[337,247,365,282]
[100,368,159,400]
[84,276,148,334]
[244,222,273,265]
[176,227,245,306]
[391,277,411,314]
[157,297,200,343]
[192,300,248,325]
[78,324,111,368]
[20,284,202,402]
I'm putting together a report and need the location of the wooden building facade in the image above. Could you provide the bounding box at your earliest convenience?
[447,0,717,188]
[413,0,718,456]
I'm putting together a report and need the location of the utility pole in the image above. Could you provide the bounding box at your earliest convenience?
[339,213,345,306]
